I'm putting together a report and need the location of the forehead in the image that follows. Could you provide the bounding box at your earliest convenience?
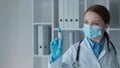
[84,11,103,21]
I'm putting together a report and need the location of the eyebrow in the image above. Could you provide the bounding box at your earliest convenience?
[91,19,101,22]
[84,19,101,22]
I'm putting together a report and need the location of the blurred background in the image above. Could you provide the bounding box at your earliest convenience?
[0,0,120,68]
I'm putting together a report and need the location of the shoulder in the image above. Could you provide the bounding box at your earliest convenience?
[108,41,117,55]
[71,42,80,49]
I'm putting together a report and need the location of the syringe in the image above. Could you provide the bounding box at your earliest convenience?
[58,27,62,45]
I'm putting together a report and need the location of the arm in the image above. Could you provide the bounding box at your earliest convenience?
[48,43,77,68]
[48,55,62,68]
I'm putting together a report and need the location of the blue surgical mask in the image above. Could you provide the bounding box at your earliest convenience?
[82,23,102,39]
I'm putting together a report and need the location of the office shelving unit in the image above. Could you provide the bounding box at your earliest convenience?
[33,0,52,68]
[33,0,120,68]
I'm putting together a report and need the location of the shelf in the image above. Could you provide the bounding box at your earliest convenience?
[33,25,51,56]
[53,28,120,31]
[53,28,83,31]
[109,28,120,31]
[33,22,52,25]
[34,0,52,22]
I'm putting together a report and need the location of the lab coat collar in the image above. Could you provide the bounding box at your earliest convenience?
[84,37,107,60]
[84,37,99,60]
[87,37,105,49]
[98,39,108,60]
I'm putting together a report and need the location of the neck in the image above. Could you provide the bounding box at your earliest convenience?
[92,35,104,43]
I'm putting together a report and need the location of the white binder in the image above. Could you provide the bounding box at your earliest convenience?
[73,0,79,28]
[43,26,50,55]
[68,0,74,28]
[38,26,50,56]
[59,0,64,28]
[38,25,44,56]
[63,0,69,28]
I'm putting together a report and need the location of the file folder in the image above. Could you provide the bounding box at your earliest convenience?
[63,0,69,28]
[73,0,79,28]
[59,0,64,28]
[69,0,74,28]
[38,25,44,56]
[38,26,50,56]
[43,26,51,55]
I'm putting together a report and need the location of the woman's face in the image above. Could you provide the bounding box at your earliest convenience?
[84,11,108,30]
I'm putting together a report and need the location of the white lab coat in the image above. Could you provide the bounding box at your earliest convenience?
[48,37,120,68]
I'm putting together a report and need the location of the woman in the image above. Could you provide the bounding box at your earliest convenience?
[48,5,120,68]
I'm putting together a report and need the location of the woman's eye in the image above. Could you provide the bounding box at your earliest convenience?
[92,23,99,25]
[84,21,88,24]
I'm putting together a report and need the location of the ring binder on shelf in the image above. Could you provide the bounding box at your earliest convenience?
[38,26,51,56]
[59,0,64,28]
[63,0,69,28]
[73,0,79,28]
[38,26,43,56]
[69,0,74,28]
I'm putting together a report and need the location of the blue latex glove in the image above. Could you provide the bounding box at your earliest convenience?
[50,37,64,63]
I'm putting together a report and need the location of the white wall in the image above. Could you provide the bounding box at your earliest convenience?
[0,0,33,68]
[109,0,120,64]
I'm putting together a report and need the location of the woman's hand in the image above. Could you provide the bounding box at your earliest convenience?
[50,37,64,62]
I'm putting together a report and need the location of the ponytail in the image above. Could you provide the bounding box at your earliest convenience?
[104,31,110,41]
[104,31,117,55]
[104,31,110,51]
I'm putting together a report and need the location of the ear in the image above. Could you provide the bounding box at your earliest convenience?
[104,23,109,30]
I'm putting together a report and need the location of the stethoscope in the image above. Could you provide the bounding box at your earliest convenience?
[72,38,117,68]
